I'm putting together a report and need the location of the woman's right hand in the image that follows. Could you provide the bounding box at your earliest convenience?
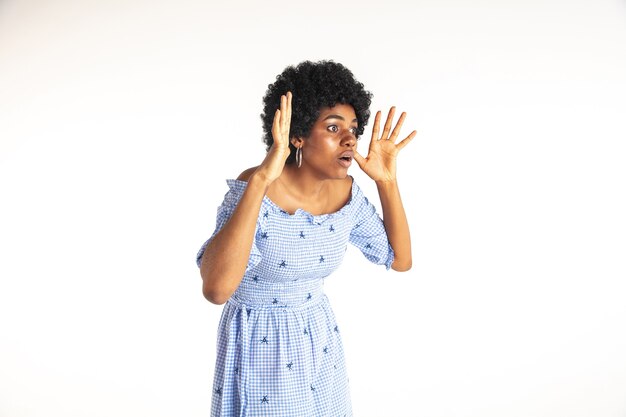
[255,91,292,184]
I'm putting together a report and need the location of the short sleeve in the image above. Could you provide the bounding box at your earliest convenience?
[348,182,395,270]
[195,180,262,270]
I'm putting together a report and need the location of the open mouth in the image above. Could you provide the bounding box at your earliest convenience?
[338,155,352,168]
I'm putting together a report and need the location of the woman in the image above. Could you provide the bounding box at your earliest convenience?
[196,60,415,416]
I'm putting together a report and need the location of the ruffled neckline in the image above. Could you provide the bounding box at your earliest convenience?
[225,178,357,225]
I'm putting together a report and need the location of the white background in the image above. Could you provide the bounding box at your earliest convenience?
[1,0,625,416]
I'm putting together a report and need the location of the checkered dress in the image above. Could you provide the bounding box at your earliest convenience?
[196,178,394,417]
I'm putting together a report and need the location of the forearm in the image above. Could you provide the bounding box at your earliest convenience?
[200,173,270,304]
[376,179,412,271]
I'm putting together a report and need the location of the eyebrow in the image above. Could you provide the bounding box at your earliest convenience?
[322,114,358,123]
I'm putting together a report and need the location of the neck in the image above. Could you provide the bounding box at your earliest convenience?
[280,163,330,201]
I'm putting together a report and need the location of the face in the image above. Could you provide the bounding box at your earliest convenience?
[295,103,359,179]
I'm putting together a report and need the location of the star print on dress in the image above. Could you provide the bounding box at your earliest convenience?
[299,231,305,238]
[334,325,339,333]
[329,225,335,232]
[260,232,268,239]
[260,336,268,344]
[252,275,259,282]
[319,255,325,263]
[365,243,372,249]
[261,396,269,404]
[323,346,329,354]
[263,210,269,218]
[306,293,312,301]
[214,387,222,396]
[272,298,279,304]
[279,260,287,268]
[286,361,294,370]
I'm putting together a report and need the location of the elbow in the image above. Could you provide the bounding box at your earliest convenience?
[200,272,233,305]
[202,287,230,305]
[391,258,412,272]
[199,258,230,305]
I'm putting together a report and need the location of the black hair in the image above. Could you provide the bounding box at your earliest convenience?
[260,60,372,164]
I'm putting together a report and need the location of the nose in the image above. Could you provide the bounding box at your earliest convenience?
[340,131,356,148]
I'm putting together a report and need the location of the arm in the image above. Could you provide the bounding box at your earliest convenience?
[353,107,416,272]
[376,179,412,271]
[199,172,270,304]
[199,92,293,304]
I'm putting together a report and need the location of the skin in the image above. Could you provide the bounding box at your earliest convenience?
[200,92,416,304]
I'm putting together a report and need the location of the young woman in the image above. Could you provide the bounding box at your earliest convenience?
[196,60,415,416]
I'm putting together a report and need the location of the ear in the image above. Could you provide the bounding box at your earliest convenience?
[290,137,304,148]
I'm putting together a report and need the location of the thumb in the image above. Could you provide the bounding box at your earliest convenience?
[353,151,366,168]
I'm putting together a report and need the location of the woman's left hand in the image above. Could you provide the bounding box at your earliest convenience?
[353,107,416,182]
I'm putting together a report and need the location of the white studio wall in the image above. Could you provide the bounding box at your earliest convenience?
[1,0,625,416]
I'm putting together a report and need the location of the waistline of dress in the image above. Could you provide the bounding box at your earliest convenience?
[229,279,325,311]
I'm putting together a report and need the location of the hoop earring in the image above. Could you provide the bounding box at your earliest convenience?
[296,146,302,168]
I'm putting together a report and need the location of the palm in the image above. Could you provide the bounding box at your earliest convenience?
[355,107,416,182]
[257,92,292,183]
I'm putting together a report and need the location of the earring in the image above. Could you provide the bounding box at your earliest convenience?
[296,146,302,168]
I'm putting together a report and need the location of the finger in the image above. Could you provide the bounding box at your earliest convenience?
[353,150,367,168]
[389,112,407,141]
[285,91,292,131]
[396,130,417,150]
[367,135,378,155]
[371,110,381,141]
[381,106,395,139]
[280,94,287,131]
[369,111,381,153]
[272,109,283,143]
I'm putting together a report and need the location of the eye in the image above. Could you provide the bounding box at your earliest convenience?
[327,125,339,133]
[349,127,358,135]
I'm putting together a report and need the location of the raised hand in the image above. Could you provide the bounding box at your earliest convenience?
[256,92,293,183]
[353,107,416,182]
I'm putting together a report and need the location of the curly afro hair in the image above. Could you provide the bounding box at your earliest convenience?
[260,60,372,164]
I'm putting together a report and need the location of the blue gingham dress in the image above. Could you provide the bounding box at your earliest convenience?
[196,178,394,417]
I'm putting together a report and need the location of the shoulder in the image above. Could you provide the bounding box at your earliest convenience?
[344,176,368,210]
[236,166,259,182]
[220,167,259,204]
[327,176,356,210]
[333,176,354,197]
